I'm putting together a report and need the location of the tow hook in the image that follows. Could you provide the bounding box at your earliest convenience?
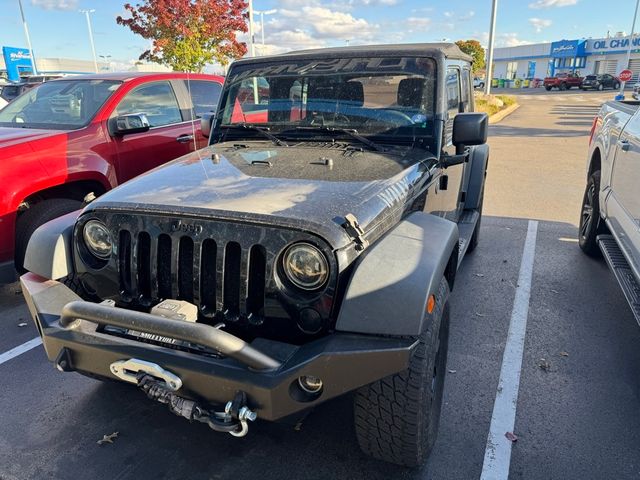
[136,374,256,437]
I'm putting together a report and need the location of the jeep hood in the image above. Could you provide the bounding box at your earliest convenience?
[87,142,434,249]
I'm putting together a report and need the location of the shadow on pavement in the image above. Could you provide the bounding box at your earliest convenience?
[490,125,588,137]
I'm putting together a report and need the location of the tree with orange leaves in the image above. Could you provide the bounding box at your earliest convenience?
[117,0,248,72]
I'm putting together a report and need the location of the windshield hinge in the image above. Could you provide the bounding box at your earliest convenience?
[342,213,369,251]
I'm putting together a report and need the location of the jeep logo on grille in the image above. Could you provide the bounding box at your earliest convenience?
[171,221,203,235]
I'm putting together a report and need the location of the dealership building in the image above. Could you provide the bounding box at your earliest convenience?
[492,33,640,81]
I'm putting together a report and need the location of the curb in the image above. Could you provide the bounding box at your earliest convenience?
[488,103,520,124]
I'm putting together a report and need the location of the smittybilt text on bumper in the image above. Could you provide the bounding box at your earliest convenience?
[22,272,416,423]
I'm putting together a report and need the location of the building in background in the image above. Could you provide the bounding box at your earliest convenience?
[492,32,640,81]
[1,46,171,81]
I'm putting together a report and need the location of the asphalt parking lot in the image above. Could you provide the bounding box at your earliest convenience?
[2,88,639,480]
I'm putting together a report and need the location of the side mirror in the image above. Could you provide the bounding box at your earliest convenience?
[453,112,488,147]
[112,113,150,136]
[200,113,215,138]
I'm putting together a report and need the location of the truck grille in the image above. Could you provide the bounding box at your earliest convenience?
[117,227,270,319]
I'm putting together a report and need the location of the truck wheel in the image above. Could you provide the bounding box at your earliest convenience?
[545,86,552,91]
[15,198,82,273]
[354,277,450,467]
[579,171,607,257]
[559,83,567,91]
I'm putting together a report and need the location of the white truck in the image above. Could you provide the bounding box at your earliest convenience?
[580,100,640,322]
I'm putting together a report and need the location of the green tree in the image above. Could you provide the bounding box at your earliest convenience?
[117,0,248,72]
[455,40,486,73]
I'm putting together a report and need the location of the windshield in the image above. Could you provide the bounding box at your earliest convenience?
[0,79,121,130]
[214,56,436,146]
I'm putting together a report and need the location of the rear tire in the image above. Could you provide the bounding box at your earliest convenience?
[354,278,450,467]
[578,171,607,257]
[15,198,82,273]
[559,83,567,91]
[545,86,552,91]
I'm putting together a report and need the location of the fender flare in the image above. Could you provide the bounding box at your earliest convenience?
[465,144,489,210]
[335,211,459,336]
[23,210,80,280]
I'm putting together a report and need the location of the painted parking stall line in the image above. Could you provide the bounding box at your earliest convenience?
[0,337,42,366]
[480,220,539,480]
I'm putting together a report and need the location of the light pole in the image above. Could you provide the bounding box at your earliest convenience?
[99,54,112,72]
[80,9,99,73]
[247,0,256,57]
[619,0,640,98]
[254,9,277,54]
[17,0,38,75]
[485,0,498,95]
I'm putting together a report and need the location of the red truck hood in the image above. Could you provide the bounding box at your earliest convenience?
[0,126,65,148]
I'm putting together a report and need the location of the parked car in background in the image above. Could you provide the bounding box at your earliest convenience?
[632,81,640,100]
[581,74,620,91]
[543,72,583,91]
[580,99,640,323]
[0,72,223,282]
[473,77,485,89]
[0,82,37,104]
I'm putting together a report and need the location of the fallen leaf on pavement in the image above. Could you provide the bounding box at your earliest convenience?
[505,431,518,442]
[475,312,487,317]
[550,289,559,294]
[448,369,457,374]
[559,351,569,357]
[97,432,119,445]
[18,323,27,327]
[474,273,485,277]
[538,358,551,372]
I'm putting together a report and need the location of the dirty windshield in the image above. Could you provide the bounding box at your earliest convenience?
[0,79,121,130]
[216,56,436,145]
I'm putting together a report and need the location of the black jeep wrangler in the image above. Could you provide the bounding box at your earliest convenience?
[22,43,488,467]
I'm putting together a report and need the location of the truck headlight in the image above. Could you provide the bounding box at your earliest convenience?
[282,243,328,290]
[83,220,113,259]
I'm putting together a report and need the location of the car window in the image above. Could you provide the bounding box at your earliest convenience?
[446,68,461,119]
[116,81,182,128]
[184,80,222,118]
[461,69,471,112]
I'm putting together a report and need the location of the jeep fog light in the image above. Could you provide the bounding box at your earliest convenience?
[83,220,113,259]
[298,375,323,394]
[282,243,328,290]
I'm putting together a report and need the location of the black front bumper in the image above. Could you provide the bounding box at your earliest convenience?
[21,273,416,421]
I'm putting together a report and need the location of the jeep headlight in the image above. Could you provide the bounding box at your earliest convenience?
[83,220,113,259]
[282,243,329,290]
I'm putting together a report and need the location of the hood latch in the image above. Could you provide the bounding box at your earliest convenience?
[342,213,369,252]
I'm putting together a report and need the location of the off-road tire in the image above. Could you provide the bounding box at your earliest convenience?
[579,171,607,257]
[545,86,552,91]
[15,198,82,273]
[354,278,450,467]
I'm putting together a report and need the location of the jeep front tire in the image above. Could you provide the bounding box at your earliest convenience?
[354,277,450,466]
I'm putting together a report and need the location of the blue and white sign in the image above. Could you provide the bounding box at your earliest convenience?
[550,40,586,58]
[2,46,34,82]
[590,37,640,51]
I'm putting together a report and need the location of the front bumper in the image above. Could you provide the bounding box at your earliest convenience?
[21,273,416,421]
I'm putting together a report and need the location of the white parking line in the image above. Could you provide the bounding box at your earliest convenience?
[0,337,43,366]
[480,220,539,480]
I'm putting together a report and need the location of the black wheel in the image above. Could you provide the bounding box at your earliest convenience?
[614,82,620,90]
[15,198,82,273]
[545,86,552,91]
[559,83,567,91]
[579,171,607,257]
[354,278,450,467]
[479,82,485,89]
[598,84,604,91]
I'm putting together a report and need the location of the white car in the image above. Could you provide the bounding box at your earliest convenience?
[473,77,485,89]
[633,81,640,100]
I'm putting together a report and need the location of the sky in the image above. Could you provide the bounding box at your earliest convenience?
[0,0,638,72]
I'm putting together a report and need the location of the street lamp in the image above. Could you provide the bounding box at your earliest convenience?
[254,9,277,54]
[99,54,112,72]
[79,9,99,73]
[17,0,38,75]
[485,0,499,95]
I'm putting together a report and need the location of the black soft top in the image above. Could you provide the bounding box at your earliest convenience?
[232,43,472,66]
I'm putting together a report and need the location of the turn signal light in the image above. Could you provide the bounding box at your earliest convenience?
[427,294,436,314]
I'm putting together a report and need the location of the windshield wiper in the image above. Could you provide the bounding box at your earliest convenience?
[221,123,288,147]
[290,126,385,152]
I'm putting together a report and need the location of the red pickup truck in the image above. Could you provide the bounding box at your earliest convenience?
[543,72,583,91]
[0,72,223,282]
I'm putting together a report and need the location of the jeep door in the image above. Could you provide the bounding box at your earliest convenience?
[110,80,196,182]
[608,109,640,275]
[440,66,470,222]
